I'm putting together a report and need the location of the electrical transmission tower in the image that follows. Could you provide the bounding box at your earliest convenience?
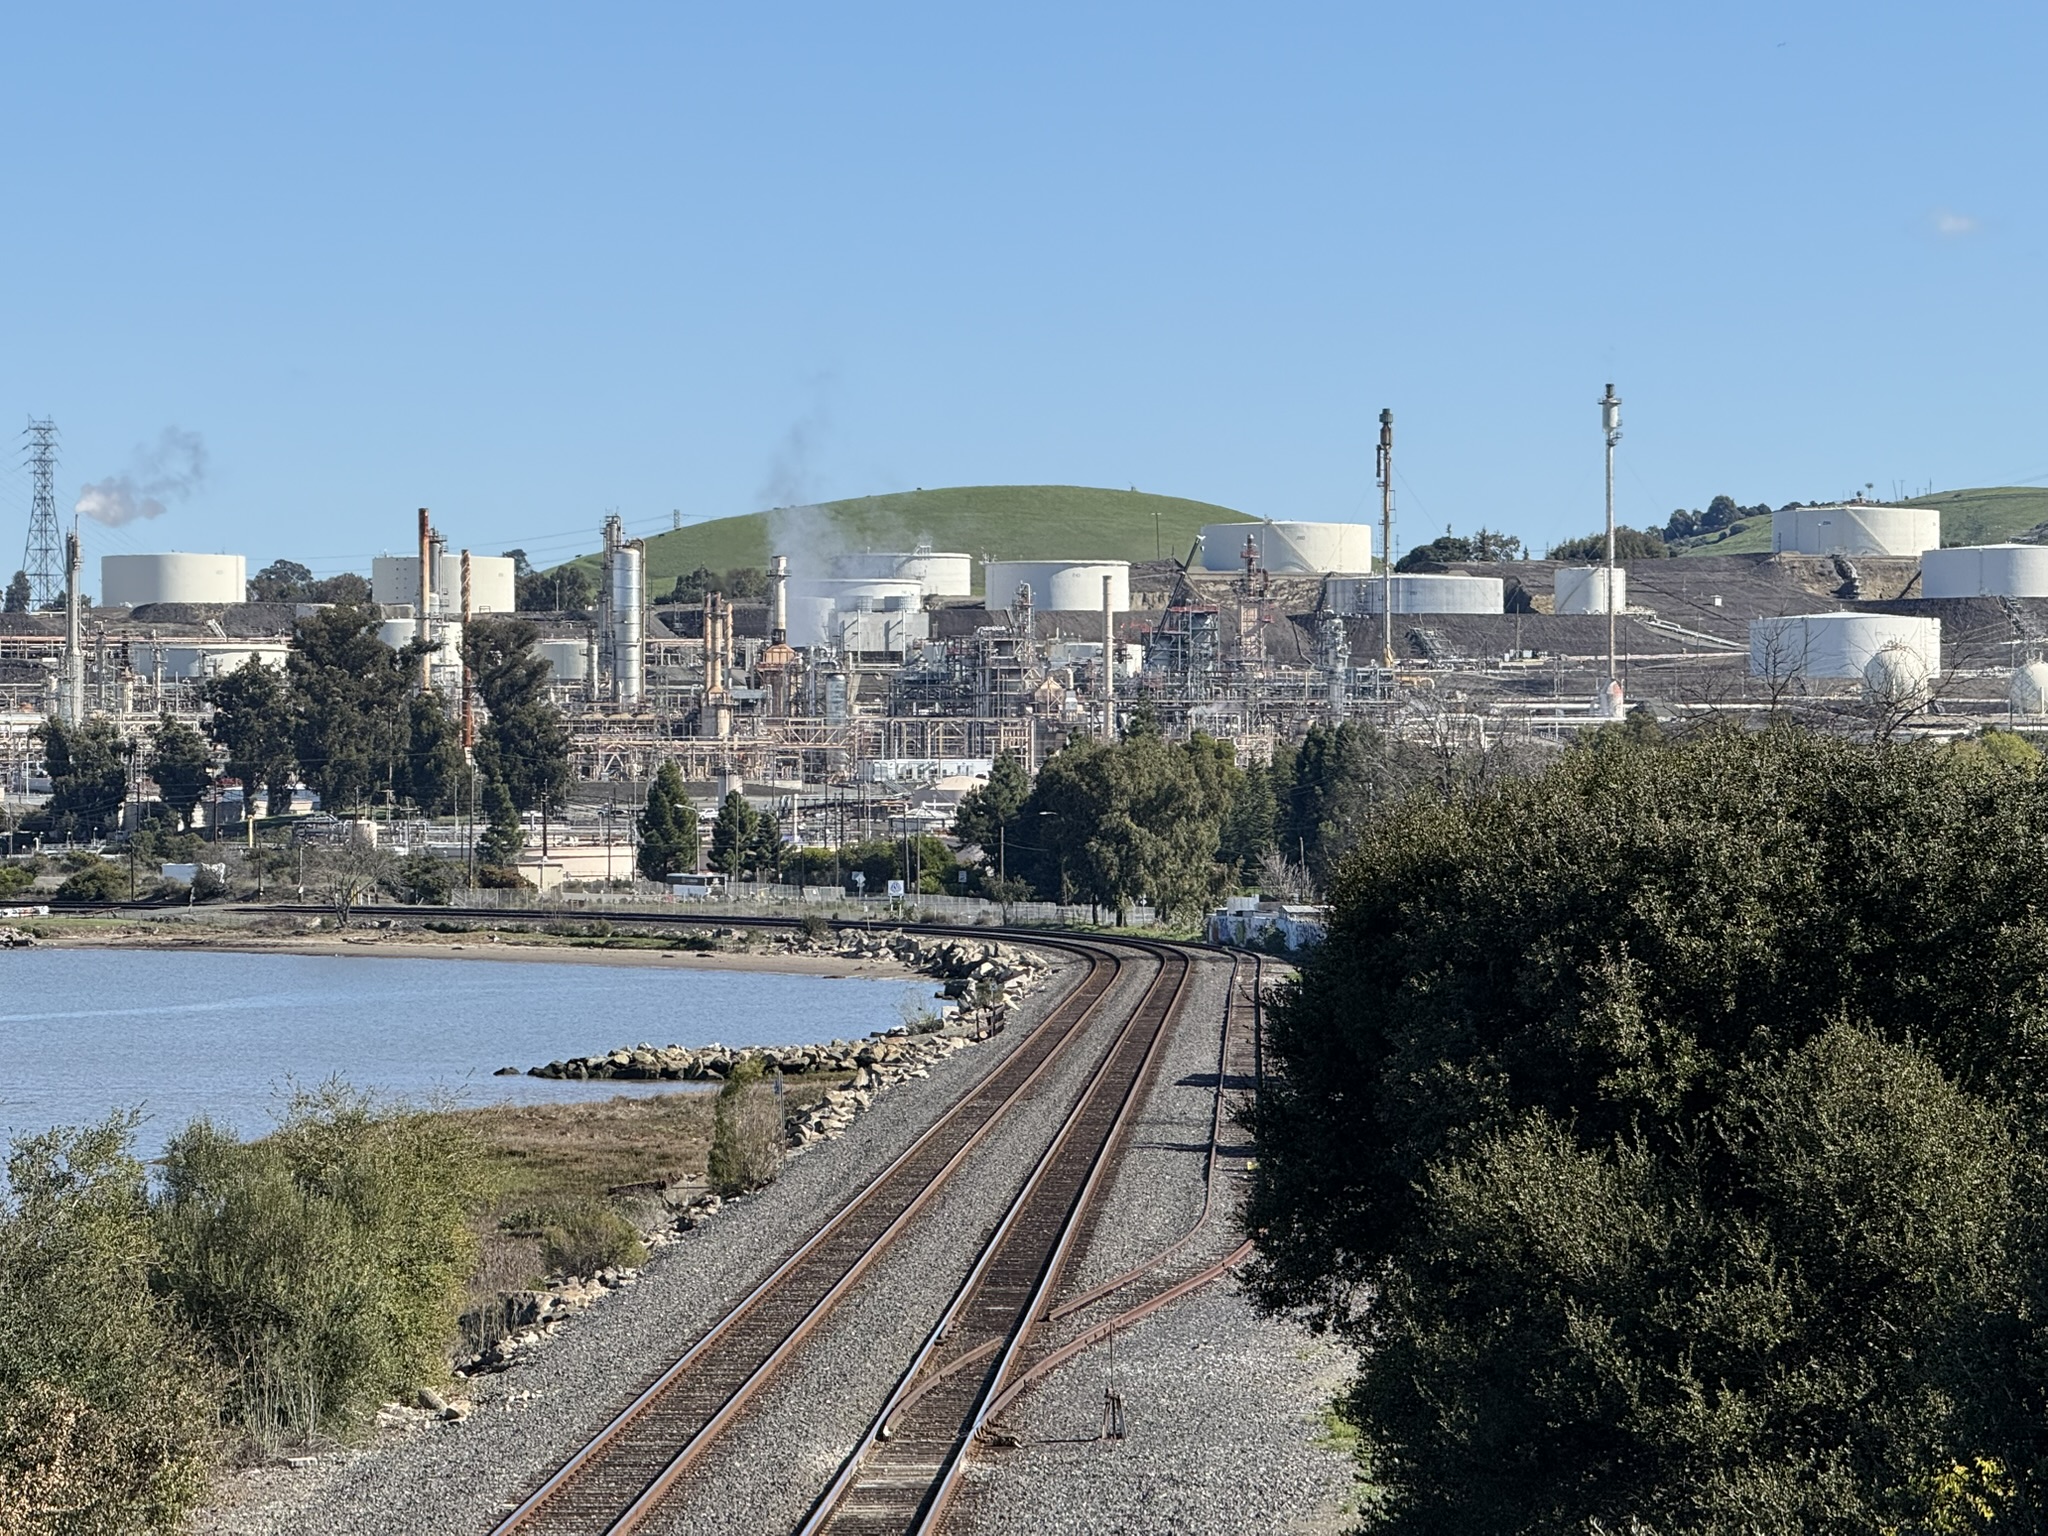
[20,419,60,609]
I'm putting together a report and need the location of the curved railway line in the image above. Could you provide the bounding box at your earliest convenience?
[56,900,1260,1534]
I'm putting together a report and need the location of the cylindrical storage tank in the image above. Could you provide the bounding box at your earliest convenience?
[612,544,645,704]
[1773,504,1940,557]
[2011,662,2048,716]
[101,552,248,607]
[536,639,589,683]
[377,619,417,650]
[1325,573,1505,615]
[983,560,1130,612]
[1748,612,1940,680]
[1921,544,2048,599]
[1555,566,1627,615]
[1198,522,1372,574]
[827,550,973,596]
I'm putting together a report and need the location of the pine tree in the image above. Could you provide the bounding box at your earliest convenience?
[635,762,697,881]
[476,774,523,868]
[747,809,783,880]
[3,569,29,614]
[147,713,212,830]
[709,791,756,878]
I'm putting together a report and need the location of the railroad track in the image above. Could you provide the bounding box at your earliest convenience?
[484,934,1168,1536]
[795,943,1193,1536]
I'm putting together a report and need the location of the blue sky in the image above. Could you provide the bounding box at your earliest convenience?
[2,3,2042,577]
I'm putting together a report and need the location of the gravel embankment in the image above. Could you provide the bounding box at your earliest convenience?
[637,952,1168,1536]
[948,956,1362,1536]
[197,950,1106,1536]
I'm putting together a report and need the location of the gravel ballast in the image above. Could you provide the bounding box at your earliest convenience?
[196,950,1106,1536]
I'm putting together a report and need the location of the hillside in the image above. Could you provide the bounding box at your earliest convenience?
[1675,486,2048,558]
[564,485,1257,586]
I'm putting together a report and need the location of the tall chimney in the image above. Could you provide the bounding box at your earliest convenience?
[416,508,432,691]
[460,549,474,749]
[1102,572,1114,738]
[770,553,788,645]
[62,531,83,725]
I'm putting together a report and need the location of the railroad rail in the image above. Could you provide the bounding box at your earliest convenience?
[795,943,1194,1535]
[485,937,1150,1536]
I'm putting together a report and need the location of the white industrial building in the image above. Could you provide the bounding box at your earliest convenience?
[1326,573,1505,616]
[1918,544,2048,600]
[788,577,929,652]
[101,553,247,607]
[371,553,517,614]
[1199,521,1372,575]
[1554,566,1626,615]
[983,560,1130,613]
[1773,503,1940,558]
[1749,612,1940,681]
[827,550,972,597]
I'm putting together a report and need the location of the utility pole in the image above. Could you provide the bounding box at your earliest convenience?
[1376,408,1394,670]
[1601,384,1623,707]
[20,420,61,611]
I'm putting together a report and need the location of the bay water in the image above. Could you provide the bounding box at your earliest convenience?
[0,948,936,1160]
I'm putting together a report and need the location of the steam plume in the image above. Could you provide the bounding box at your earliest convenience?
[74,426,209,526]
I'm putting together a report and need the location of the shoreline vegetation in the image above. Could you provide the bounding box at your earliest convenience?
[0,917,1059,1535]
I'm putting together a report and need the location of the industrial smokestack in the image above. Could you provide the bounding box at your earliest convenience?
[416,508,433,692]
[1102,572,1114,738]
[62,531,84,725]
[460,549,474,749]
[770,553,788,645]
[612,539,645,706]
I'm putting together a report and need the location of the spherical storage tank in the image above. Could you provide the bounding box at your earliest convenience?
[1554,566,1626,615]
[1749,612,1939,680]
[1198,522,1372,575]
[1773,504,1940,558]
[983,561,1130,613]
[1325,573,1504,616]
[827,550,972,597]
[1920,544,2048,599]
[101,553,247,607]
[1863,644,1932,710]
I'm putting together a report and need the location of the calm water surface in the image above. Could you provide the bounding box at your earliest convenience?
[0,949,935,1158]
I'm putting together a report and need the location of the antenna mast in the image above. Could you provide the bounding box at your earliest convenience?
[21,420,60,610]
[1601,384,1623,706]
[1376,408,1394,669]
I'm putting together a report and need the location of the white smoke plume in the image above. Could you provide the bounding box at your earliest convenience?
[74,426,209,526]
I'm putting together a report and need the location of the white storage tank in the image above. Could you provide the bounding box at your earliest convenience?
[1198,521,1372,574]
[827,550,972,597]
[1773,504,1940,558]
[1863,643,1932,709]
[983,560,1130,613]
[371,554,517,613]
[142,643,288,679]
[1749,612,1940,680]
[1919,544,2048,599]
[375,619,463,666]
[2011,662,2048,716]
[786,578,926,648]
[101,552,247,607]
[612,544,645,705]
[536,639,589,683]
[1555,566,1627,615]
[1326,573,1505,615]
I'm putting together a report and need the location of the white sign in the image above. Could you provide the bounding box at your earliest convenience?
[886,879,906,898]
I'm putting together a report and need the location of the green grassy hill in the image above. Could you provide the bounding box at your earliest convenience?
[1676,486,2048,557]
[567,485,1256,587]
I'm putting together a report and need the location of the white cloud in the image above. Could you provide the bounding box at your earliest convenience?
[1932,209,1980,238]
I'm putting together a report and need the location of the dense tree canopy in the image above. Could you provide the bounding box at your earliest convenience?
[514,563,596,613]
[146,714,211,829]
[1249,723,2048,1533]
[464,616,570,815]
[199,656,297,816]
[1395,526,1524,571]
[3,569,29,613]
[286,605,422,813]
[35,717,129,840]
[636,762,698,882]
[1545,525,1672,561]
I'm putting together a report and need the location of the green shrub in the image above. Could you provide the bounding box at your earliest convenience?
[476,864,532,891]
[154,1088,484,1444]
[796,912,833,943]
[0,864,31,897]
[0,1116,217,1535]
[55,861,128,902]
[708,1059,785,1197]
[392,851,453,905]
[189,866,227,903]
[537,1204,646,1278]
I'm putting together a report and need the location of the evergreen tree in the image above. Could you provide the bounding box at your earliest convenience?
[1219,756,1278,883]
[475,774,523,868]
[147,714,211,830]
[287,603,419,812]
[34,718,129,840]
[747,809,783,879]
[199,655,298,817]
[635,762,697,882]
[3,569,29,613]
[395,692,467,815]
[708,791,756,878]
[954,753,1031,854]
[464,617,570,814]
